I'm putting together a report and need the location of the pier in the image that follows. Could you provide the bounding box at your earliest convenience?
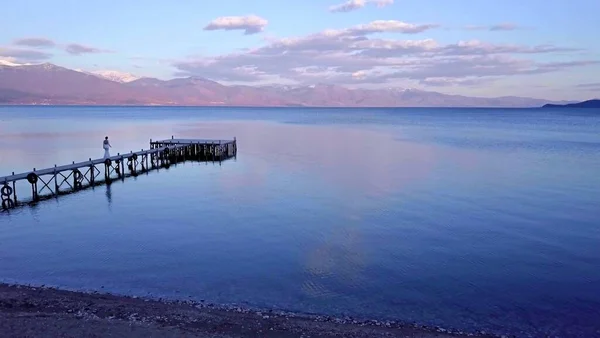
[1,137,237,210]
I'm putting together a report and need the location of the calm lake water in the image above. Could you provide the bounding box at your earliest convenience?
[1,106,599,337]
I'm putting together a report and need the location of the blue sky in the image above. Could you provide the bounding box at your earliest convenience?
[1,0,599,100]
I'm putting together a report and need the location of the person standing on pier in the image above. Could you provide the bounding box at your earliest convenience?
[103,136,112,158]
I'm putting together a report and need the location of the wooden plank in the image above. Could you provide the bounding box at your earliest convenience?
[155,139,235,144]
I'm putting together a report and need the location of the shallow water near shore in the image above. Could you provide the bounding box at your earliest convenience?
[1,106,600,337]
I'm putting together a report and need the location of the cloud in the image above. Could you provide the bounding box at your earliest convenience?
[345,20,439,35]
[418,77,490,87]
[440,40,580,56]
[172,20,594,89]
[0,47,53,61]
[466,23,523,31]
[357,39,581,59]
[174,61,268,82]
[329,0,393,13]
[65,43,110,55]
[387,57,596,81]
[373,0,394,7]
[490,23,520,31]
[524,60,600,74]
[3,39,110,59]
[12,37,56,48]
[259,20,439,53]
[204,15,268,35]
[575,83,600,91]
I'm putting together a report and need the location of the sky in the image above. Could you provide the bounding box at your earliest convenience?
[1,0,599,100]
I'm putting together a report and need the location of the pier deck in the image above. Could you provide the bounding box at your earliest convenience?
[1,137,237,210]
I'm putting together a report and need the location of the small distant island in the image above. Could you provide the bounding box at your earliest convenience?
[542,99,600,108]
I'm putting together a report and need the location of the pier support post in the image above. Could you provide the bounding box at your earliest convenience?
[115,156,121,179]
[120,158,125,180]
[54,166,59,194]
[90,165,95,184]
[104,159,111,181]
[89,158,95,185]
[12,172,17,203]
[119,155,124,178]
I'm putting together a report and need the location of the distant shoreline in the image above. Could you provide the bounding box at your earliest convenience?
[0,282,492,338]
[0,103,564,109]
[541,99,600,109]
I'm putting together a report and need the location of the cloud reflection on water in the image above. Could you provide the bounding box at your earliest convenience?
[176,121,457,303]
[178,120,446,199]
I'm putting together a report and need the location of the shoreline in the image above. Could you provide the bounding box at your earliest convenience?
[0,283,497,337]
[0,104,554,109]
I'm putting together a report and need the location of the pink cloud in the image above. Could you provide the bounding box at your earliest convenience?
[329,0,394,13]
[65,43,111,55]
[173,19,591,90]
[204,15,268,35]
[12,37,56,48]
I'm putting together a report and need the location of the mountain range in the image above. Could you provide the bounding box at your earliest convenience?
[0,62,573,107]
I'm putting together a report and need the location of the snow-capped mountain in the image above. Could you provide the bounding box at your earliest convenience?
[0,62,573,107]
[90,70,140,83]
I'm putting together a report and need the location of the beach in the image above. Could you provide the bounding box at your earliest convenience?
[0,283,491,337]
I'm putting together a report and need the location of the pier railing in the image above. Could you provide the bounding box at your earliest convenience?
[1,137,237,210]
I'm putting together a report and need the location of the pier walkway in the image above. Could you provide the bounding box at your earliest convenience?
[1,137,237,210]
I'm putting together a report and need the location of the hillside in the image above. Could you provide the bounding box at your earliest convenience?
[0,63,572,107]
[542,99,600,109]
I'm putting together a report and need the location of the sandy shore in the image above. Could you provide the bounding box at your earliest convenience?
[0,283,497,337]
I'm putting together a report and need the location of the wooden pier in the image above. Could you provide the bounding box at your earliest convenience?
[0,137,237,210]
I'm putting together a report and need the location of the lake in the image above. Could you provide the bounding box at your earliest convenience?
[1,106,599,337]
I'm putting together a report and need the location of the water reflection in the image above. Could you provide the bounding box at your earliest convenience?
[1,108,600,337]
[105,182,112,208]
[180,121,449,199]
[302,220,367,300]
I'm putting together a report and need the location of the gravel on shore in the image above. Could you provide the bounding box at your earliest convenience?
[0,283,498,337]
